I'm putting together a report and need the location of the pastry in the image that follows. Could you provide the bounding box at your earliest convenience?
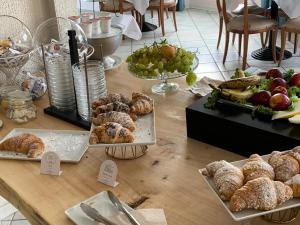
[242,154,274,182]
[89,122,134,144]
[0,133,44,158]
[229,177,293,212]
[92,111,136,131]
[131,92,153,115]
[203,160,244,201]
[285,174,300,197]
[91,93,132,110]
[268,151,300,182]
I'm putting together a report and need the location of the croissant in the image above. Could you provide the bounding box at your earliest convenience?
[268,151,300,182]
[131,92,153,115]
[203,160,244,201]
[89,122,134,144]
[0,133,45,158]
[91,94,131,110]
[92,111,136,131]
[229,177,293,212]
[285,174,300,197]
[93,101,130,115]
[242,154,274,182]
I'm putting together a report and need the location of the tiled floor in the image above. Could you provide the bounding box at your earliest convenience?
[1,8,300,225]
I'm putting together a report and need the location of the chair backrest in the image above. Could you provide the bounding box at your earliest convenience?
[222,0,249,33]
[99,0,125,13]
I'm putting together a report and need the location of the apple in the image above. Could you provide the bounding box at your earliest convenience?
[250,91,271,107]
[269,93,291,111]
[266,69,284,79]
[269,78,287,92]
[289,73,300,87]
[271,86,288,96]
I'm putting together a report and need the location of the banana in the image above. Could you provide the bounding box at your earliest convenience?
[219,75,261,89]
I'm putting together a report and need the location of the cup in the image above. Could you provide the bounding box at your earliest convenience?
[81,12,94,23]
[68,16,81,24]
[80,21,93,38]
[99,12,112,33]
[91,18,101,35]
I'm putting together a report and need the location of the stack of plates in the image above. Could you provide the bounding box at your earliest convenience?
[45,54,76,111]
[72,61,107,120]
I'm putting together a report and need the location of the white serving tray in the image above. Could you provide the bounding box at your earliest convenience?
[0,128,90,163]
[65,191,133,225]
[199,153,300,222]
[89,111,156,147]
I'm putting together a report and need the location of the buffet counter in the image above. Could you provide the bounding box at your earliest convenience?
[0,64,296,225]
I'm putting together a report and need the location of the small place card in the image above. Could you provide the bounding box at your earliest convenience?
[98,160,119,187]
[40,151,62,176]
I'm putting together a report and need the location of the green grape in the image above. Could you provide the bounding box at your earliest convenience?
[186,71,197,86]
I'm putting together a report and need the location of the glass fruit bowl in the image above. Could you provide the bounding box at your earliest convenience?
[0,15,34,86]
[127,41,199,94]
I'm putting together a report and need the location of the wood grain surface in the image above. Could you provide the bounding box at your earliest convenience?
[0,63,299,225]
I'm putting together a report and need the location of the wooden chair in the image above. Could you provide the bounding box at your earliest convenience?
[278,18,300,66]
[222,0,277,70]
[99,0,135,15]
[148,0,177,36]
[216,0,267,50]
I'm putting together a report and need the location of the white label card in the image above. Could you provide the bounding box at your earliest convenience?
[40,151,62,176]
[98,160,119,187]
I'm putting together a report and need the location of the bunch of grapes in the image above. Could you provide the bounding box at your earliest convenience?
[126,41,197,85]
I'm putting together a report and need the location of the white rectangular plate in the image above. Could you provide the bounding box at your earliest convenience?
[199,153,300,222]
[0,128,90,163]
[89,111,156,147]
[65,191,133,225]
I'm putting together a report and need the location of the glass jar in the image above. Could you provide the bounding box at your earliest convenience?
[6,90,36,123]
[0,85,20,112]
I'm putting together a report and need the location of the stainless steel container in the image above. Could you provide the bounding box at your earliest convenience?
[87,27,122,70]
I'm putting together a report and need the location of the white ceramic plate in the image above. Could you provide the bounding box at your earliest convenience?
[89,110,156,147]
[0,128,89,163]
[199,153,300,222]
[65,191,133,225]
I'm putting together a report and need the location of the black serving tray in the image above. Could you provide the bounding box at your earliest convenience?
[44,106,91,130]
[186,95,300,157]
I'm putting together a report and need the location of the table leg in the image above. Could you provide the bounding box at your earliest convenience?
[141,15,158,32]
[251,1,292,61]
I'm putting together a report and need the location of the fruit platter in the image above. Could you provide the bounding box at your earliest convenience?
[126,40,199,94]
[204,68,300,124]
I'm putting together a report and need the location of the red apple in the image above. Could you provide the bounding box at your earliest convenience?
[269,78,287,92]
[250,91,271,107]
[271,86,288,96]
[266,69,284,79]
[290,73,300,87]
[269,93,291,111]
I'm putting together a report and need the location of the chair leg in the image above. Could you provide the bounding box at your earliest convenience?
[264,31,269,47]
[294,33,298,54]
[172,6,177,32]
[232,33,236,45]
[217,17,223,49]
[260,33,265,48]
[278,29,286,66]
[272,30,277,64]
[242,33,249,70]
[223,31,230,64]
[151,10,153,18]
[158,10,161,27]
[160,6,165,36]
[288,32,292,41]
[131,10,134,17]
[238,33,242,56]
[165,8,169,19]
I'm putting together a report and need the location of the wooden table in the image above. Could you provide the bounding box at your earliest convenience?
[0,64,299,225]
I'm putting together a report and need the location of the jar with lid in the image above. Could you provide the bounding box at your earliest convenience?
[6,90,37,123]
[0,86,20,112]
